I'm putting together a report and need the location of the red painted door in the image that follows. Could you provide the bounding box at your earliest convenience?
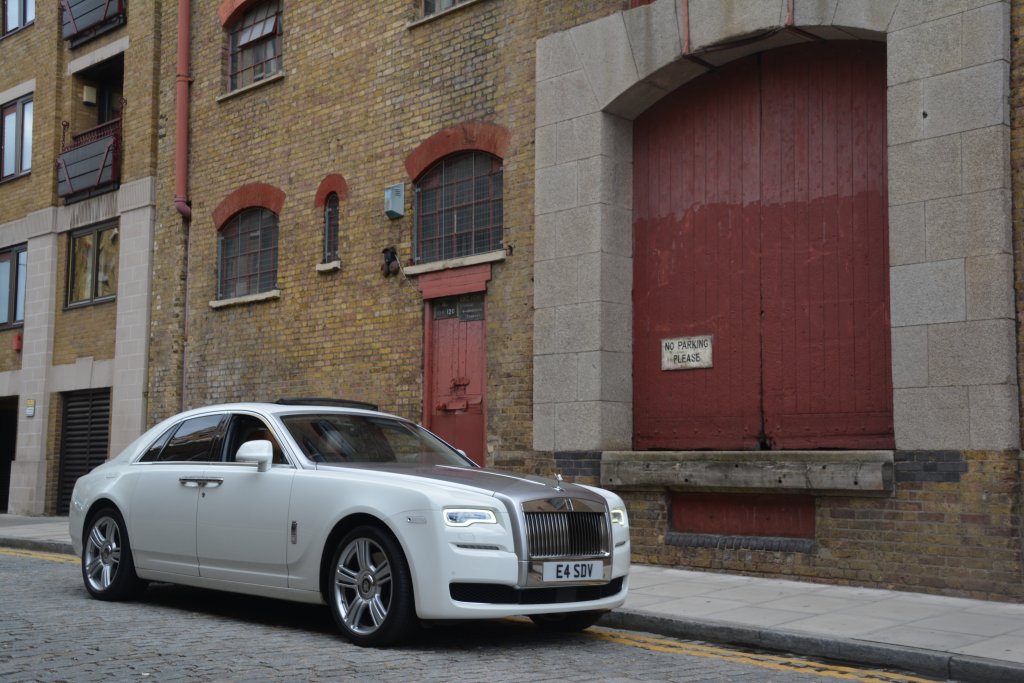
[633,42,892,451]
[429,294,486,465]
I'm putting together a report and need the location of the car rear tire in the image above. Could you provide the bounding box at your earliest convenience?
[529,610,606,632]
[82,507,144,601]
[328,525,416,646]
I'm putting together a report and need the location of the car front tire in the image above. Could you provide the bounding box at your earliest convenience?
[81,507,144,601]
[529,610,606,632]
[328,525,416,646]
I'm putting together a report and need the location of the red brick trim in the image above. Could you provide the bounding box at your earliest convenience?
[404,122,511,181]
[213,183,286,230]
[415,263,492,300]
[314,174,349,209]
[217,0,259,28]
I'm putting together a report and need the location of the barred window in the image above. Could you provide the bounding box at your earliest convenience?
[228,0,282,91]
[218,208,278,299]
[414,151,502,264]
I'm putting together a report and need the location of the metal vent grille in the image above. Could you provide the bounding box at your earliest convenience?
[58,389,111,514]
[525,511,609,559]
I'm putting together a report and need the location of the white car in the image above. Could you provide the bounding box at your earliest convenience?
[69,401,630,645]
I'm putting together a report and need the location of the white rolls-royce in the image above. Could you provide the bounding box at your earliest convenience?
[69,401,630,645]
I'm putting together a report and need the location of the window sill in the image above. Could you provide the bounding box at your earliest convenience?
[0,170,31,186]
[216,72,285,103]
[404,249,505,276]
[0,21,34,41]
[316,260,341,273]
[209,289,281,309]
[407,0,494,29]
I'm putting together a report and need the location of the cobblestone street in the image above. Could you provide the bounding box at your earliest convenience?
[0,550,936,683]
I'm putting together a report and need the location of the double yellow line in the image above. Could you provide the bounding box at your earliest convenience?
[0,546,78,566]
[586,628,939,683]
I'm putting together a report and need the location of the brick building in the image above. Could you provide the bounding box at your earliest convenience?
[0,1,160,515]
[3,0,1022,602]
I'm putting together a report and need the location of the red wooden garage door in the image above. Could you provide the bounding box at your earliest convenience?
[633,42,892,451]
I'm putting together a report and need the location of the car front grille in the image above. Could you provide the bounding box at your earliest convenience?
[524,510,609,559]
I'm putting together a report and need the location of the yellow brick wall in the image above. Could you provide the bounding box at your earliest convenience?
[147,1,626,460]
[0,0,64,225]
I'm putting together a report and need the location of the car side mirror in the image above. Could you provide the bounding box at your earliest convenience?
[236,440,273,472]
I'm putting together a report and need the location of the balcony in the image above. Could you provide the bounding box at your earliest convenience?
[61,0,126,47]
[57,118,121,202]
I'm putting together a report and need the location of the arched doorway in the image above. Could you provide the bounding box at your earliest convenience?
[633,42,893,451]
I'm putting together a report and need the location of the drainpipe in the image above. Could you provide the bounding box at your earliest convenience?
[175,0,192,411]
[174,0,192,220]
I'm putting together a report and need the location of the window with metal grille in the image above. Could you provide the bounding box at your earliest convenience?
[323,192,339,263]
[0,243,26,327]
[218,207,278,299]
[228,0,282,91]
[58,388,110,515]
[422,0,472,17]
[414,151,502,264]
[67,221,118,307]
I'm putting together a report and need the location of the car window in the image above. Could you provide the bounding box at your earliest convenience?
[222,414,286,465]
[136,424,177,462]
[280,414,472,467]
[150,414,226,462]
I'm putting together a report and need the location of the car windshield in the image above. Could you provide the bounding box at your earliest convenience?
[280,413,473,467]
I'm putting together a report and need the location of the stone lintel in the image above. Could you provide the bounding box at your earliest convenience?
[601,450,894,495]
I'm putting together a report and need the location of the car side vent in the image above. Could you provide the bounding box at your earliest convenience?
[275,397,379,411]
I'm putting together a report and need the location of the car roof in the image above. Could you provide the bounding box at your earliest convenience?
[173,402,396,420]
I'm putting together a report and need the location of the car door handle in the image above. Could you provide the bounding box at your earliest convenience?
[178,477,224,488]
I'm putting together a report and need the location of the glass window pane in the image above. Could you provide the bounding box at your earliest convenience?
[0,255,10,323]
[160,415,224,462]
[6,1,19,31]
[14,249,25,322]
[25,0,34,24]
[70,233,94,304]
[3,109,15,177]
[95,228,118,299]
[21,100,31,172]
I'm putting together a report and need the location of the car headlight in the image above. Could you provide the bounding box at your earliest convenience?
[611,507,628,527]
[443,508,498,527]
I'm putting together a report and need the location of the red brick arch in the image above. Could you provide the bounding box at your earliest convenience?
[213,183,286,230]
[404,122,511,181]
[217,0,261,28]
[314,174,349,209]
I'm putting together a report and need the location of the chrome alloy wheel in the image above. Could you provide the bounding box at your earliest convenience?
[84,515,123,593]
[332,536,393,635]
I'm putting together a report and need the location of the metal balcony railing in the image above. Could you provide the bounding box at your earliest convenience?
[56,117,122,200]
[61,0,126,44]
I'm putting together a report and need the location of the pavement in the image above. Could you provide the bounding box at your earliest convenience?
[3,514,1023,683]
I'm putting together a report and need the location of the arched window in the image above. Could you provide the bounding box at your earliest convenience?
[414,151,502,264]
[323,192,339,263]
[218,207,278,299]
[228,0,282,91]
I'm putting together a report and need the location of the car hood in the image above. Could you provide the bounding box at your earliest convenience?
[315,462,605,504]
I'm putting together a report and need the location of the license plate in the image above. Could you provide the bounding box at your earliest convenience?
[542,560,603,582]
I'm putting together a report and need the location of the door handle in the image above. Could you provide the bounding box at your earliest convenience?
[178,477,224,488]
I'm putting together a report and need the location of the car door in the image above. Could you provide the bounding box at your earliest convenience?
[128,413,227,577]
[195,413,294,588]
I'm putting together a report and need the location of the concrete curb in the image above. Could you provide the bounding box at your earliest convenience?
[601,611,1024,683]
[2,538,75,556]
